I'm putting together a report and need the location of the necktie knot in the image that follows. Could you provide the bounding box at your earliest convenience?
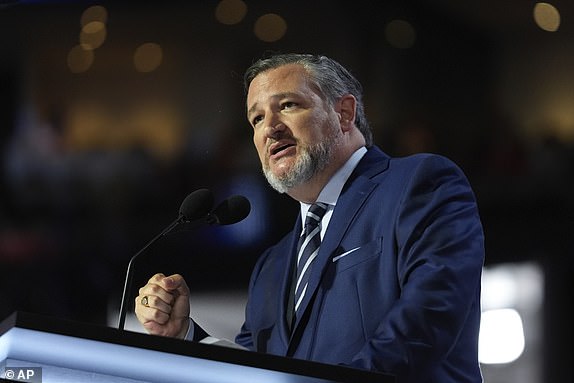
[304,202,328,232]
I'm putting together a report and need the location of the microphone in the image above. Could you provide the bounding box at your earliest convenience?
[177,194,251,230]
[207,195,251,225]
[117,188,214,330]
[179,188,214,223]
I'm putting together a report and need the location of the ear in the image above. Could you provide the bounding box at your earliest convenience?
[336,94,357,133]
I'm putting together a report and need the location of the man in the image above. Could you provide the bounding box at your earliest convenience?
[135,53,485,383]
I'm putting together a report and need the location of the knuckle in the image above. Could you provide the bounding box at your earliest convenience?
[148,295,157,307]
[149,285,162,294]
[151,273,165,282]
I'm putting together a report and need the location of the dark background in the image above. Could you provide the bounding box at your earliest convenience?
[0,1,572,381]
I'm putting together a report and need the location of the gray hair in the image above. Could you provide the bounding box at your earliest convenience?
[244,53,373,147]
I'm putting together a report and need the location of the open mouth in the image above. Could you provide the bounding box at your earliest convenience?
[271,143,295,156]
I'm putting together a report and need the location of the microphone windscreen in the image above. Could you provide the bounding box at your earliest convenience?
[179,189,214,221]
[211,195,251,225]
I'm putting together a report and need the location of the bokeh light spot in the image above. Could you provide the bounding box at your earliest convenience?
[215,0,247,25]
[385,19,416,49]
[134,43,163,73]
[533,2,560,32]
[254,13,287,42]
[67,45,94,73]
[81,5,108,26]
[80,21,107,50]
[479,309,525,364]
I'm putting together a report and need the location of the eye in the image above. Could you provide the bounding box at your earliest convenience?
[281,101,297,110]
[251,115,263,127]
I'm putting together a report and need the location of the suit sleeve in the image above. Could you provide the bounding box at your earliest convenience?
[234,247,270,350]
[184,319,210,342]
[347,155,485,381]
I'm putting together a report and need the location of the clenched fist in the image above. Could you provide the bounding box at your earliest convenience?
[134,273,191,339]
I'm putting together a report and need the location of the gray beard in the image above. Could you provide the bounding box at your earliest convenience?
[263,140,333,194]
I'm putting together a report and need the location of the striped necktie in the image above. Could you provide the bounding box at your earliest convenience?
[294,202,328,315]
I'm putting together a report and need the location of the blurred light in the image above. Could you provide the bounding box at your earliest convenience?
[131,106,184,160]
[481,262,544,311]
[481,266,517,309]
[80,5,108,26]
[479,309,525,364]
[133,43,163,73]
[64,102,184,160]
[546,101,574,143]
[215,175,269,247]
[67,45,94,73]
[533,2,560,32]
[254,13,287,42]
[215,0,247,25]
[79,21,106,50]
[385,19,416,49]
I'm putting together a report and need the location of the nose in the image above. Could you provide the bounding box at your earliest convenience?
[263,114,286,139]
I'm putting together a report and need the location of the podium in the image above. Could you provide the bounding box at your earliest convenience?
[0,312,394,383]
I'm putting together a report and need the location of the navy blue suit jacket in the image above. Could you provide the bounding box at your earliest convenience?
[230,146,484,382]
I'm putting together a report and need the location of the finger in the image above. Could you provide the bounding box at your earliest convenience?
[142,319,164,334]
[139,273,175,304]
[138,283,176,306]
[134,299,170,325]
[148,273,166,284]
[161,274,190,297]
[138,306,170,325]
[137,294,173,314]
[141,316,186,338]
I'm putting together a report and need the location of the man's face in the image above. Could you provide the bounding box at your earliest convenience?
[246,64,341,193]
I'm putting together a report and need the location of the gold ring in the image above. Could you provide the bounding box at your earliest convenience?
[141,296,149,307]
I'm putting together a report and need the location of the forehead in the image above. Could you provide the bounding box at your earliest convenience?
[246,64,318,108]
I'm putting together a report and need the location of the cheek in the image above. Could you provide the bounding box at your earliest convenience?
[253,133,266,159]
[301,116,328,142]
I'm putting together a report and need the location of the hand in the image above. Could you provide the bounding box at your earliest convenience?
[135,273,191,339]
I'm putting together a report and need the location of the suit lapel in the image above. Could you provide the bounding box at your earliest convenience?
[290,147,390,333]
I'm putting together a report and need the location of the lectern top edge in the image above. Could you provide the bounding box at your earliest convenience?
[0,311,395,383]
